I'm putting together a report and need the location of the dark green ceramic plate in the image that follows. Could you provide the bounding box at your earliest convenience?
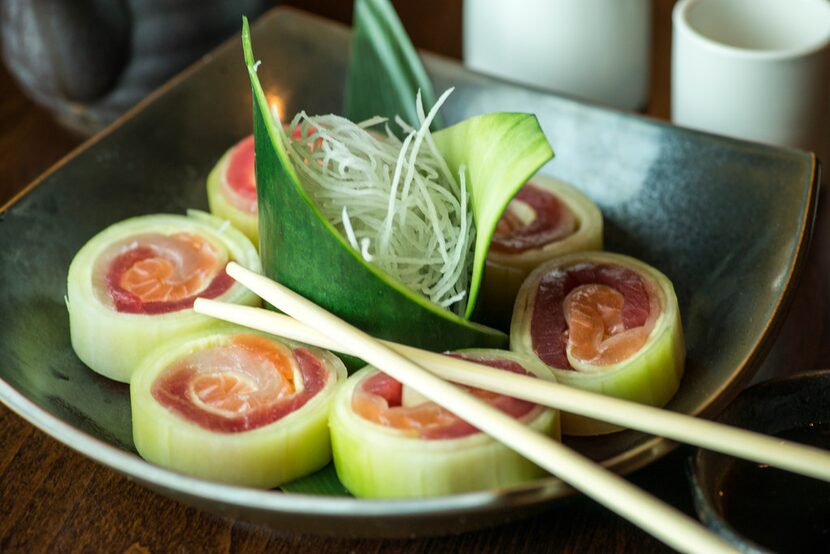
[0,7,818,538]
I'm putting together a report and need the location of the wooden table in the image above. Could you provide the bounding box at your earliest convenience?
[1,2,701,552]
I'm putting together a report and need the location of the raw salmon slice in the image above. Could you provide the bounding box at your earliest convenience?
[190,372,259,415]
[119,233,226,303]
[181,338,294,417]
[153,335,329,433]
[352,355,537,439]
[530,262,656,370]
[224,135,257,213]
[563,284,651,365]
[187,336,298,416]
[233,334,297,390]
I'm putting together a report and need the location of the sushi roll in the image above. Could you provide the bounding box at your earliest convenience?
[510,251,684,435]
[481,175,603,325]
[67,210,261,383]
[329,349,559,498]
[131,328,347,487]
[206,135,259,245]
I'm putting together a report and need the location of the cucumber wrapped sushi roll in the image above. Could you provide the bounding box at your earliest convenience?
[330,349,559,498]
[482,175,603,324]
[206,135,259,245]
[131,328,347,487]
[510,251,684,436]
[67,210,261,383]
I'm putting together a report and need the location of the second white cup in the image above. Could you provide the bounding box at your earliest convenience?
[464,0,652,111]
[672,0,830,160]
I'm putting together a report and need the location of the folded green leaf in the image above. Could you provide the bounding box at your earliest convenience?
[345,0,440,132]
[242,18,552,351]
[434,114,554,317]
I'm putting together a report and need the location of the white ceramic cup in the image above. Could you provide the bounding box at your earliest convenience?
[672,0,830,160]
[463,0,652,111]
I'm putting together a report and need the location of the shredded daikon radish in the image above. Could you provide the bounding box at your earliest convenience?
[279,89,475,315]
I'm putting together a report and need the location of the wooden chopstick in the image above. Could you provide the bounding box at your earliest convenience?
[194,299,830,484]
[211,262,735,554]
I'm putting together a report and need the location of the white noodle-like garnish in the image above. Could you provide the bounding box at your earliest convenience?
[279,89,474,314]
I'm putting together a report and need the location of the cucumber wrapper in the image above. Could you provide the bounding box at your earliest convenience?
[206,142,259,246]
[329,349,560,498]
[131,327,347,488]
[510,252,685,435]
[241,19,553,351]
[66,211,261,383]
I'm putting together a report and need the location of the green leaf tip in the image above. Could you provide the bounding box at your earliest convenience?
[242,16,254,67]
[346,0,440,132]
[241,19,296,185]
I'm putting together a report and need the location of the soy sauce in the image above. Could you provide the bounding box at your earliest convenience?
[719,422,830,553]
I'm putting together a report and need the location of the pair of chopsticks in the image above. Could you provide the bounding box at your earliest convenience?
[194,262,825,553]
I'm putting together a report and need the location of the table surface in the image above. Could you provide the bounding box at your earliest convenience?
[0,1,701,552]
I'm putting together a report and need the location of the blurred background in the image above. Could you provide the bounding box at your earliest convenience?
[0,0,674,204]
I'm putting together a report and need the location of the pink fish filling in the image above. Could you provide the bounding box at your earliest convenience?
[223,135,257,214]
[353,354,539,439]
[530,263,656,370]
[152,347,327,433]
[104,237,234,315]
[222,127,315,214]
[490,182,577,254]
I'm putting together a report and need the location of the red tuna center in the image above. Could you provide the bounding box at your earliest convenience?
[105,232,234,314]
[490,182,577,254]
[224,135,257,213]
[352,354,538,439]
[152,336,327,433]
[531,263,657,369]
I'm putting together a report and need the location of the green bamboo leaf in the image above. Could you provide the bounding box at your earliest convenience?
[281,463,351,496]
[345,0,440,131]
[242,18,551,351]
[342,0,554,316]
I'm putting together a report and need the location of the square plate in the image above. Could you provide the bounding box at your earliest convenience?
[0,7,818,538]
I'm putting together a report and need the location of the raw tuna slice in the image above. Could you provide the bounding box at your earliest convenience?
[207,135,259,245]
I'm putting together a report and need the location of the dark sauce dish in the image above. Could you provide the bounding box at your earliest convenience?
[689,370,830,553]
